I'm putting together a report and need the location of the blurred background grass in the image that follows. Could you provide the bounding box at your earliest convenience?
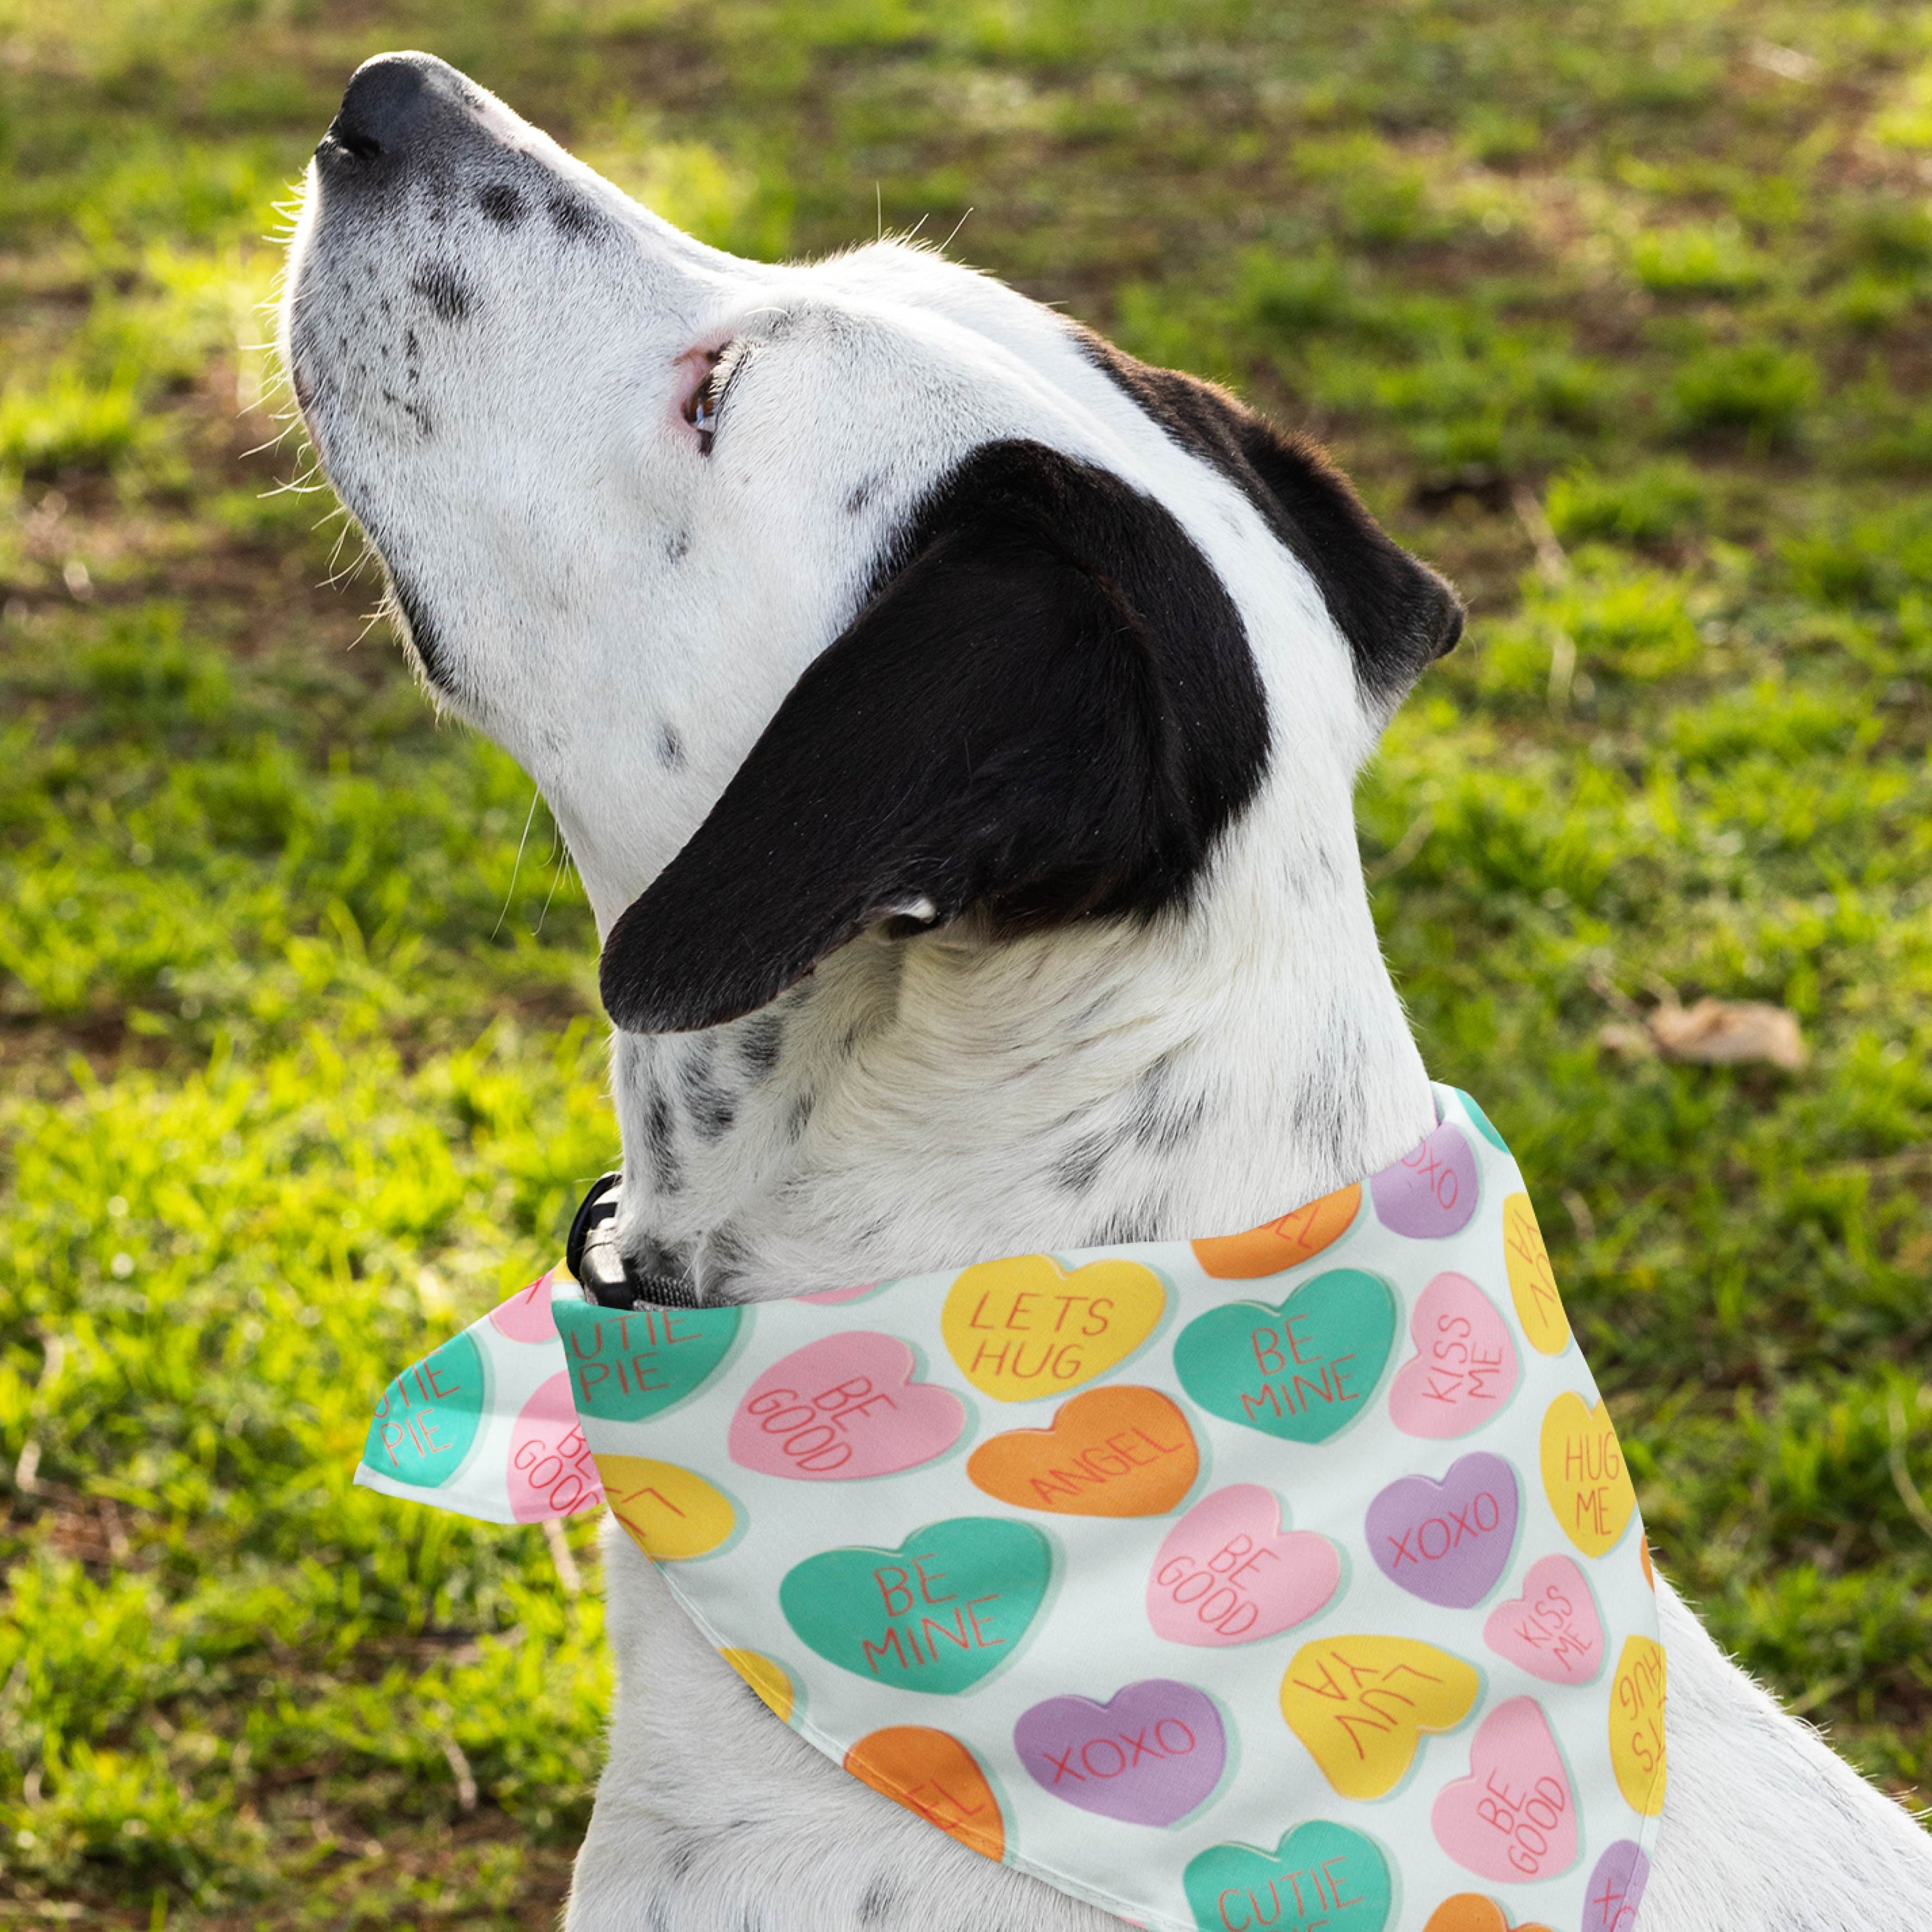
[3,0,1931,1923]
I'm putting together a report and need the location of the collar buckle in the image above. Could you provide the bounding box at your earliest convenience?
[565,1173,701,1309]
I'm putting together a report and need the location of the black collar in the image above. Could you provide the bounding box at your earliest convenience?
[565,1173,702,1309]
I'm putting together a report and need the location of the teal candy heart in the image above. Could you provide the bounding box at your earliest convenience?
[551,1300,741,1422]
[1173,1269,1396,1444]
[363,1329,486,1488]
[1455,1086,1510,1153]
[781,1516,1052,1695]
[1184,1821,1391,1932]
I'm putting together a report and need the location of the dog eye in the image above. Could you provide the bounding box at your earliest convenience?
[683,349,726,454]
[687,374,719,451]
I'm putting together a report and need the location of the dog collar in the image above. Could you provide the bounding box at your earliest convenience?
[567,1169,704,1307]
[359,1086,1663,1932]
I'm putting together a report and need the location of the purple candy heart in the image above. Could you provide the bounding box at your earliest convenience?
[1014,1678,1226,1827]
[1584,1839,1652,1932]
[1366,1452,1519,1608]
[1369,1121,1479,1238]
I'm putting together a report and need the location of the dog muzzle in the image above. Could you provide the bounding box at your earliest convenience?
[358,1085,1663,1932]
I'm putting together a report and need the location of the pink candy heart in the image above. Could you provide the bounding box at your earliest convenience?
[1432,1697,1577,1884]
[1146,1484,1340,1647]
[488,1270,562,1345]
[506,1370,603,1522]
[728,1332,966,1481]
[1483,1555,1604,1685]
[1389,1273,1519,1439]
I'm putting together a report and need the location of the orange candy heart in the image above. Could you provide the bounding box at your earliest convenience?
[967,1385,1198,1517]
[1191,1184,1362,1279]
[1423,1897,1554,1932]
[844,1726,1004,1861]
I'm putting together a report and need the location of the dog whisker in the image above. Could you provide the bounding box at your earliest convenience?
[492,789,541,940]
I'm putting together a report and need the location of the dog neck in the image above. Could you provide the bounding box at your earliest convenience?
[603,784,1436,1303]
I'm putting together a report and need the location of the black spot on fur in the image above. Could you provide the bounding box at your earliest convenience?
[402,399,434,440]
[1128,1054,1207,1155]
[697,1223,746,1301]
[643,1078,683,1194]
[600,439,1273,1034]
[477,182,525,227]
[846,475,881,516]
[857,1881,900,1924]
[1138,1091,1205,1155]
[678,1037,735,1143]
[679,1034,717,1086]
[545,191,600,239]
[663,1836,697,1882]
[410,262,473,323]
[1291,1024,1368,1174]
[786,1092,814,1142]
[388,571,453,692]
[655,723,686,770]
[739,1012,783,1078]
[1054,1134,1110,1197]
[1075,328,1462,708]
[667,530,691,564]
[404,327,421,361]
[1095,1205,1161,1245]
[1072,990,1116,1032]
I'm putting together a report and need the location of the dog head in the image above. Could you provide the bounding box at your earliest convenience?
[283,52,1461,1037]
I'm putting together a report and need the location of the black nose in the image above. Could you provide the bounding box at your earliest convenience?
[325,52,456,165]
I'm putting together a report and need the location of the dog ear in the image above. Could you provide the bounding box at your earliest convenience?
[1075,334,1464,707]
[599,440,1270,1034]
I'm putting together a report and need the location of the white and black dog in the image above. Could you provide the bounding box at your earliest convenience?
[282,52,1932,1932]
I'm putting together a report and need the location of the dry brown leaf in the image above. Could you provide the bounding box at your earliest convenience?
[1646,998,1807,1070]
[1597,1021,1657,1059]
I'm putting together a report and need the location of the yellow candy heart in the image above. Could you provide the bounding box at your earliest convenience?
[1609,1634,1668,1815]
[1539,1393,1637,1559]
[594,1454,735,1560]
[1280,1633,1481,1799]
[721,1647,794,1721]
[942,1255,1166,1402]
[1502,1193,1570,1356]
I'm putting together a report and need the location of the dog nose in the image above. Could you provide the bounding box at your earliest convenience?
[325,51,451,164]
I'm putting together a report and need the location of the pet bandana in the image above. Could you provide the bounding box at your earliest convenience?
[359,1086,1663,1932]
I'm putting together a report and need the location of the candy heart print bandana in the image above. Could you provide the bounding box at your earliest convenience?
[359,1087,1664,1932]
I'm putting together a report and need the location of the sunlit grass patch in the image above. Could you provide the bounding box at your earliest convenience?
[1671,341,1819,447]
[0,1025,616,1902]
[0,371,144,480]
[1627,222,1770,298]
[574,118,793,259]
[1546,461,1706,548]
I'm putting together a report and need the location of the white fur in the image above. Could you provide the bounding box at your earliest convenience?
[283,56,1932,1930]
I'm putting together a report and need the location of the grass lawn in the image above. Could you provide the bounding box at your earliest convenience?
[3,0,1931,1923]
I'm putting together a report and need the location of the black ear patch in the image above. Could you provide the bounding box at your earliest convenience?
[1076,332,1463,706]
[600,440,1271,1034]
